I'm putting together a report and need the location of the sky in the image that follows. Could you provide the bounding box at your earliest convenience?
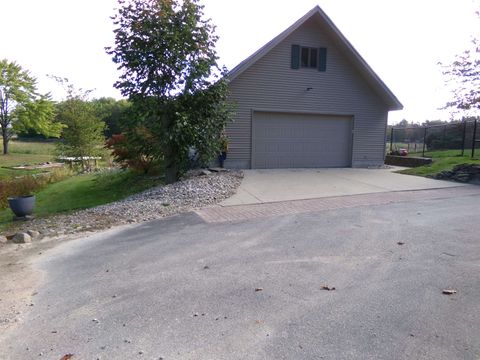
[1,0,478,124]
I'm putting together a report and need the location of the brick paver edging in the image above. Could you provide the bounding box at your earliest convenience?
[195,186,480,223]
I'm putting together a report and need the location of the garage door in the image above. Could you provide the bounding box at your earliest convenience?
[252,112,353,168]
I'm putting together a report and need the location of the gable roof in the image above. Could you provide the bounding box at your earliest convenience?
[228,5,403,111]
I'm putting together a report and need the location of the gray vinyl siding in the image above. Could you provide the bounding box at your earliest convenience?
[226,17,389,169]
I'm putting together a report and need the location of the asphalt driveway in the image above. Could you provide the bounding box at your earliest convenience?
[1,188,479,360]
[221,168,465,205]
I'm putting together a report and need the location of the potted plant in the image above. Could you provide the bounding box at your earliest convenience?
[8,195,36,218]
[218,133,229,168]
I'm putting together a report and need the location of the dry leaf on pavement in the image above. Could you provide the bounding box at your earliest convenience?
[321,285,336,291]
[442,289,457,295]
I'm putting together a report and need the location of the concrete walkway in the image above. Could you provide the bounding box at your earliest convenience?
[221,168,466,206]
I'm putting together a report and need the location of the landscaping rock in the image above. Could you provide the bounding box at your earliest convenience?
[432,170,453,180]
[0,235,8,244]
[12,233,32,244]
[453,172,471,182]
[432,164,480,183]
[27,230,40,239]
[2,170,243,240]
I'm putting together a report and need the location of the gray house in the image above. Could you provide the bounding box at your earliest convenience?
[224,6,403,169]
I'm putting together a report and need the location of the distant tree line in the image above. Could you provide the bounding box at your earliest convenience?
[4,0,243,183]
[16,96,130,140]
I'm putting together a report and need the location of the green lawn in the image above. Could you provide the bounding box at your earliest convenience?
[0,170,163,230]
[0,140,56,179]
[6,140,56,155]
[397,150,480,177]
[0,140,163,232]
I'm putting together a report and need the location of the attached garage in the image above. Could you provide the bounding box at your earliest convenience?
[252,112,353,168]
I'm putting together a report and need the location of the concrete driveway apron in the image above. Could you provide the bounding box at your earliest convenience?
[220,168,466,206]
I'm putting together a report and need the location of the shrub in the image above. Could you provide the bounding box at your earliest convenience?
[105,132,160,174]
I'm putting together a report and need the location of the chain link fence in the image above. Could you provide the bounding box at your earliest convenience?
[387,118,479,158]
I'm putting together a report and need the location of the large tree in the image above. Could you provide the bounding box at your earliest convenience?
[13,94,64,138]
[106,0,233,183]
[0,59,62,154]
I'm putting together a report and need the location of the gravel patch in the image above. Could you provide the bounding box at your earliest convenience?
[2,170,243,239]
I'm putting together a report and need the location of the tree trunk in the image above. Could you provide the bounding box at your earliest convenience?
[164,139,179,184]
[164,163,179,184]
[2,129,8,155]
[161,106,179,184]
[164,145,179,184]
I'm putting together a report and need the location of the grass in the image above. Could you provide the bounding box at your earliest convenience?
[0,170,163,231]
[7,140,56,155]
[0,139,162,232]
[397,150,480,177]
[0,140,56,179]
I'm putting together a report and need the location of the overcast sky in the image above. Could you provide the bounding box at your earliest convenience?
[1,0,478,124]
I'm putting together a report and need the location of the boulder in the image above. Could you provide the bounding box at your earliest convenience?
[209,167,227,173]
[12,232,32,244]
[200,169,212,176]
[0,235,8,244]
[27,230,40,239]
[453,172,472,183]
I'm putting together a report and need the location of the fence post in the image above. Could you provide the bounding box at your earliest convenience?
[472,118,478,158]
[461,118,466,156]
[443,124,447,149]
[422,126,427,157]
[390,127,394,153]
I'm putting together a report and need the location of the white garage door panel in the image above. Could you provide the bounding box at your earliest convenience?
[253,112,352,169]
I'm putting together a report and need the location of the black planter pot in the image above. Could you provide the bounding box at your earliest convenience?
[218,152,227,168]
[8,195,36,217]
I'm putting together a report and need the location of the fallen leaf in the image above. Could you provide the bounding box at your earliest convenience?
[442,289,457,295]
[255,288,263,292]
[60,354,74,360]
[321,285,336,291]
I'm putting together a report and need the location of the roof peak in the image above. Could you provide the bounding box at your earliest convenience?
[227,5,403,111]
